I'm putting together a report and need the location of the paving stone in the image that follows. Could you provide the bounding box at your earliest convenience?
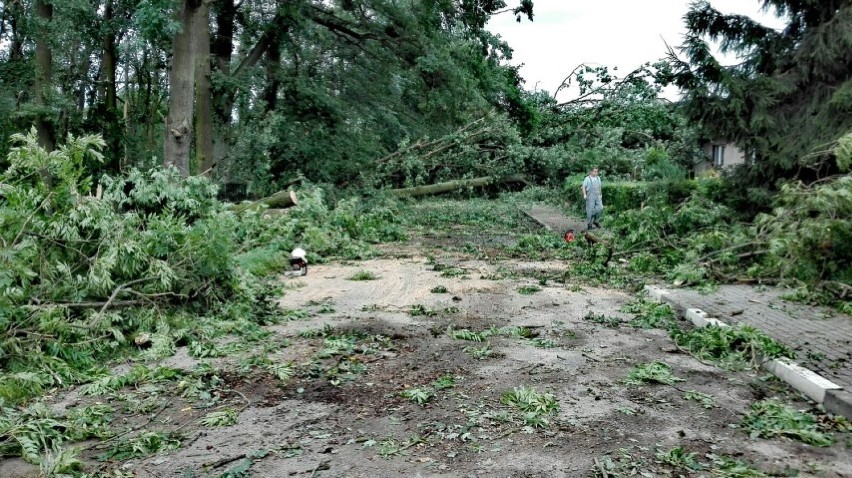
[663,285,852,389]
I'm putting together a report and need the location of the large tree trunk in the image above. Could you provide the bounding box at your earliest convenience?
[164,0,203,177]
[232,190,298,212]
[389,174,529,197]
[211,0,235,180]
[34,0,54,151]
[102,0,121,169]
[194,0,213,175]
[263,29,283,112]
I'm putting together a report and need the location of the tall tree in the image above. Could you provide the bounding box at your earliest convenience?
[33,0,55,150]
[670,0,852,178]
[193,0,213,175]
[164,0,203,176]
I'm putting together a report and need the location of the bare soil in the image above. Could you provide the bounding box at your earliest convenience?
[3,243,850,478]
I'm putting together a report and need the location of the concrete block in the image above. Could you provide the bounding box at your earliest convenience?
[824,389,852,421]
[684,309,730,328]
[643,285,670,302]
[762,359,842,403]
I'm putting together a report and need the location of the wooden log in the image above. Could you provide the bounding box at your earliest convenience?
[389,174,528,198]
[232,190,297,213]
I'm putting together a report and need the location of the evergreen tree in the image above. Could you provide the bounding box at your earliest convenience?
[670,0,852,179]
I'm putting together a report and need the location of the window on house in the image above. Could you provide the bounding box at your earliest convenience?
[712,145,725,166]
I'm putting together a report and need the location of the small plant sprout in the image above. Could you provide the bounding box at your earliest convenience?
[430,285,449,293]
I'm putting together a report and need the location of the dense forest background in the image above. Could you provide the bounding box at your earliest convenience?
[1,0,849,193]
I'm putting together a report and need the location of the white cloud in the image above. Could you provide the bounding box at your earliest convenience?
[487,0,787,101]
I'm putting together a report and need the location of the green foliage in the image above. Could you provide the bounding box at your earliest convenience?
[98,431,181,461]
[755,176,852,295]
[672,1,852,175]
[201,408,239,427]
[671,325,794,369]
[593,446,767,477]
[433,375,455,391]
[430,285,449,293]
[625,362,685,386]
[0,400,114,464]
[621,297,675,329]
[654,446,701,471]
[741,400,834,447]
[449,328,489,342]
[409,304,438,317]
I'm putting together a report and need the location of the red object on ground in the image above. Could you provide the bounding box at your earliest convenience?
[564,229,575,243]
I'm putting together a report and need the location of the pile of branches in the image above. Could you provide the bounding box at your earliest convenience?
[606,172,851,309]
[0,131,251,397]
[0,131,413,403]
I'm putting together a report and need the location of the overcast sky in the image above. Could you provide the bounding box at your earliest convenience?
[486,0,787,101]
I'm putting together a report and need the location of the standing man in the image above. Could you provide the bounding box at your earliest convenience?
[582,167,603,230]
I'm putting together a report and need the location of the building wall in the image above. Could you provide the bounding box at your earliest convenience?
[696,141,747,174]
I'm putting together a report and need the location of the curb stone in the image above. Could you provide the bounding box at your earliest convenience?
[643,285,852,420]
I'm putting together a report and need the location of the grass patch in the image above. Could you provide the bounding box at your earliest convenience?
[501,386,558,413]
[449,326,536,343]
[347,270,379,281]
[741,400,834,446]
[201,408,239,427]
[583,313,623,328]
[626,362,685,385]
[517,285,542,295]
[409,304,438,316]
[465,343,496,360]
[99,431,181,461]
[528,338,557,349]
[430,285,448,293]
[501,386,558,427]
[683,390,716,409]
[672,325,794,369]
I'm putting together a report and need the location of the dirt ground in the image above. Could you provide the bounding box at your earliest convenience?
[3,242,851,477]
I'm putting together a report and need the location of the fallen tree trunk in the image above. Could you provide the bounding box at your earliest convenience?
[389,174,528,198]
[232,190,298,213]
